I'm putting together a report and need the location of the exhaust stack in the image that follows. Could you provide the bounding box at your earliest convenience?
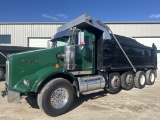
[64,45,76,70]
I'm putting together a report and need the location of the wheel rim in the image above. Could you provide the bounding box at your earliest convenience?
[150,73,155,82]
[51,88,69,109]
[126,74,133,85]
[111,75,120,88]
[140,75,145,85]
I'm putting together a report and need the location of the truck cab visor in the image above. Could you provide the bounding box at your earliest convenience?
[51,29,73,41]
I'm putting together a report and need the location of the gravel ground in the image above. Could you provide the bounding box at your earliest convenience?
[0,71,160,120]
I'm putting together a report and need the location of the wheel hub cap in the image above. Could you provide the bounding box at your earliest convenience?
[51,88,69,109]
[111,76,120,88]
[150,73,155,82]
[140,75,145,85]
[126,74,133,85]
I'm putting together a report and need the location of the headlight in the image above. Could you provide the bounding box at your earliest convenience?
[23,79,30,86]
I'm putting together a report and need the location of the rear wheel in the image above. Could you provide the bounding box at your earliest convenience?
[146,69,155,85]
[121,71,134,90]
[134,71,146,89]
[38,78,75,117]
[0,68,4,80]
[107,72,121,94]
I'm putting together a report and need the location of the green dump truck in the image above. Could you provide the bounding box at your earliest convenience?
[4,14,157,116]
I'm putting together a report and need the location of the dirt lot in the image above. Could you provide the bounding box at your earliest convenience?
[0,72,160,120]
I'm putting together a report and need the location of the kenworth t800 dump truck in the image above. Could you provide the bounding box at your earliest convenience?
[4,14,157,116]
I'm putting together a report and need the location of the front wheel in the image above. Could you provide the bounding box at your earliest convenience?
[38,78,75,117]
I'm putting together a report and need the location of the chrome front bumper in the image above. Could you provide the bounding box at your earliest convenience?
[2,83,20,103]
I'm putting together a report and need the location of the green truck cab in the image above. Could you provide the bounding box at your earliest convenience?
[5,14,157,117]
[7,29,95,93]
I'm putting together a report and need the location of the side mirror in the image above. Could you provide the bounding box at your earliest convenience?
[78,32,85,50]
[47,40,53,49]
[78,32,85,45]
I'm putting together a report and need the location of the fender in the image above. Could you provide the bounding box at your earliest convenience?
[12,67,79,93]
[31,68,79,92]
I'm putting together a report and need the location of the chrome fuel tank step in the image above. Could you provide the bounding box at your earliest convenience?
[78,75,106,93]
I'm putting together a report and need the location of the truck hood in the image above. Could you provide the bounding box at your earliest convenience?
[8,47,64,90]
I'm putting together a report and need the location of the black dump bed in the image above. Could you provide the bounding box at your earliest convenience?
[0,46,43,68]
[97,35,157,71]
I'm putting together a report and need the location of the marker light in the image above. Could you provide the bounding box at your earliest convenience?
[55,63,60,69]
[80,42,85,45]
[23,79,30,86]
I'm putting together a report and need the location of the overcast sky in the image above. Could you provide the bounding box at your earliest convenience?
[0,0,160,22]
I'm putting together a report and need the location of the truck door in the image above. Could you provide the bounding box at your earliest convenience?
[74,31,95,74]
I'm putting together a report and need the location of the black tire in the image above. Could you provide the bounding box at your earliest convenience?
[107,72,121,94]
[121,71,134,90]
[37,78,75,117]
[146,69,155,85]
[134,71,146,89]
[0,68,4,80]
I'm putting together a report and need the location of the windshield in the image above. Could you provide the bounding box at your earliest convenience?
[52,37,68,48]
[52,31,78,48]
